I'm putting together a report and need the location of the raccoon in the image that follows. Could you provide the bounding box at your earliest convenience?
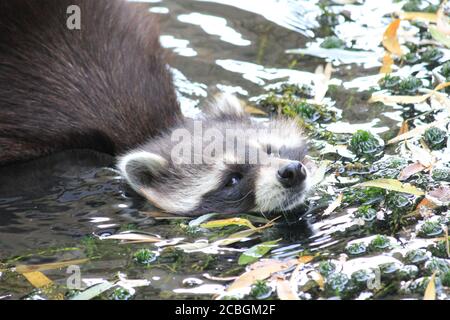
[0,0,312,216]
[118,94,312,216]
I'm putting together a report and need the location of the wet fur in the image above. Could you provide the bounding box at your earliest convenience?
[0,0,181,165]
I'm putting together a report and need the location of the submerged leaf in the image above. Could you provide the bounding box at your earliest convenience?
[238,239,281,265]
[200,217,256,230]
[357,179,425,196]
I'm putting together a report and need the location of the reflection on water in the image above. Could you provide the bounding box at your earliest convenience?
[0,0,405,299]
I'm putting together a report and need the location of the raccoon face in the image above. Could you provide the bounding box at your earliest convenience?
[118,94,312,216]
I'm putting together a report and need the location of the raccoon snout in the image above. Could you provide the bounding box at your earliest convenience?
[277,162,307,188]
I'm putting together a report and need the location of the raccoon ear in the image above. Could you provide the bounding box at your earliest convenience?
[203,93,247,119]
[117,151,167,192]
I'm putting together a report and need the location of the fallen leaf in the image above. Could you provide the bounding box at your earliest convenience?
[398,121,409,136]
[16,258,89,274]
[298,255,315,264]
[322,193,343,216]
[22,271,53,288]
[380,52,394,74]
[430,26,450,48]
[214,218,278,246]
[176,241,211,252]
[227,259,297,292]
[407,142,435,168]
[309,271,325,290]
[276,278,299,300]
[357,179,425,196]
[238,239,281,265]
[424,273,436,300]
[101,232,162,243]
[383,19,403,56]
[416,198,438,211]
[387,118,449,144]
[399,11,437,22]
[437,4,450,35]
[426,186,450,205]
[370,82,450,106]
[314,63,333,103]
[201,217,256,230]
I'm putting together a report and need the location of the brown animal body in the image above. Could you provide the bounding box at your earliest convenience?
[0,0,181,165]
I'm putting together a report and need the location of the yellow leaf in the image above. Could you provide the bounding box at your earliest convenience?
[424,273,436,300]
[370,81,450,106]
[298,255,315,264]
[22,271,53,288]
[201,217,256,230]
[369,93,430,105]
[380,52,394,74]
[16,258,89,274]
[322,193,343,216]
[357,179,425,196]
[399,12,437,22]
[276,278,299,300]
[387,118,449,145]
[398,121,409,136]
[383,19,403,56]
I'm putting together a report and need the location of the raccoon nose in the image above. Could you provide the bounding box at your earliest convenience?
[277,162,306,188]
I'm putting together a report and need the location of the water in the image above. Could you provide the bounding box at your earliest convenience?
[0,0,446,300]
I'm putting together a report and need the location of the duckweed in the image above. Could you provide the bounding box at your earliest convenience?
[349,130,383,159]
[423,127,447,150]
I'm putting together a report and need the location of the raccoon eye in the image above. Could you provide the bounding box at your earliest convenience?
[225,173,243,187]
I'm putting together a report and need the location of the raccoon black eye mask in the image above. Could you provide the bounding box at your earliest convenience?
[118,94,313,216]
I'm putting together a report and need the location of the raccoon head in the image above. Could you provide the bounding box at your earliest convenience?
[118,94,313,216]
